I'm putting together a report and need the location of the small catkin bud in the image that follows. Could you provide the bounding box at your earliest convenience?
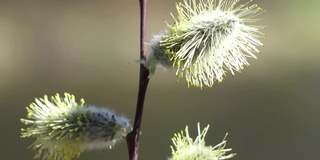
[168,123,236,160]
[145,0,265,88]
[20,93,132,160]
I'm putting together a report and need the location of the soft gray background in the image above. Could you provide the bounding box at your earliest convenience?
[0,0,319,159]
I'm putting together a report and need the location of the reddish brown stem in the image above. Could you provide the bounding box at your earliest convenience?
[126,0,149,160]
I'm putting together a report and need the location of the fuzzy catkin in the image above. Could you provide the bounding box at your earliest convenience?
[20,93,132,160]
[145,0,265,88]
[169,123,235,160]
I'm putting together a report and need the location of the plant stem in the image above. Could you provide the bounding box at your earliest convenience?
[126,0,149,160]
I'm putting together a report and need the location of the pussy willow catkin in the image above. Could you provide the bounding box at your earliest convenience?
[21,93,131,160]
[168,123,235,160]
[145,0,265,88]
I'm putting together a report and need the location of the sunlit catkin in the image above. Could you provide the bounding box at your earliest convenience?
[145,0,265,88]
[20,93,131,160]
[168,123,235,160]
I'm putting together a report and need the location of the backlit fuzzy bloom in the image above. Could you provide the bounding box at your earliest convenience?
[146,0,265,88]
[168,123,236,160]
[20,93,132,160]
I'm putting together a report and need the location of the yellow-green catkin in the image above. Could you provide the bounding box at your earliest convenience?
[145,0,265,88]
[168,123,236,160]
[20,93,132,160]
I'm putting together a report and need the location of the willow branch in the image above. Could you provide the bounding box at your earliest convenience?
[126,0,149,160]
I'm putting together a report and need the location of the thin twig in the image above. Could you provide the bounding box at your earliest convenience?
[126,0,149,160]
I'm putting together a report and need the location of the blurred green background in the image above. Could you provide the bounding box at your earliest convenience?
[1,0,319,159]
